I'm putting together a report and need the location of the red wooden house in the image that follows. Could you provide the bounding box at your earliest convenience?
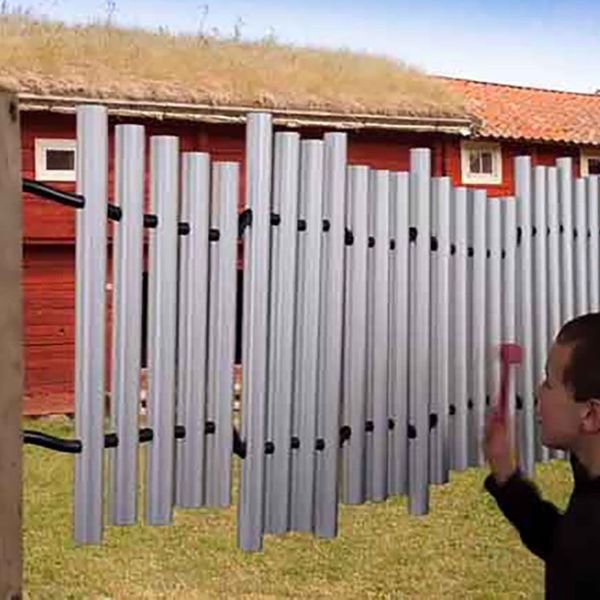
[10,24,600,414]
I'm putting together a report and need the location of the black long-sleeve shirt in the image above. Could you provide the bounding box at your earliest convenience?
[485,455,600,599]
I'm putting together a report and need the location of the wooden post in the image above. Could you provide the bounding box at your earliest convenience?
[0,91,23,599]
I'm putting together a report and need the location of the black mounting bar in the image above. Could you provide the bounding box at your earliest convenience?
[22,426,188,454]
[23,179,85,210]
[22,430,83,454]
[26,180,553,252]
[22,423,252,456]
[22,411,452,457]
[233,427,246,458]
[22,179,243,241]
[107,203,122,221]
[238,208,253,237]
[145,214,159,229]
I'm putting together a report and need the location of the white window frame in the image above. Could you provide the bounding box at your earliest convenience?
[34,138,77,182]
[460,140,503,185]
[580,149,600,177]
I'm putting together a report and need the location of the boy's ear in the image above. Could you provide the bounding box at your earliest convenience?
[581,399,600,434]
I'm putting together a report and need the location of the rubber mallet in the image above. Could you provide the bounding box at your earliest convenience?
[497,342,523,421]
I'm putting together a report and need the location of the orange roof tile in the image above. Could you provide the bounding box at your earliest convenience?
[439,77,600,146]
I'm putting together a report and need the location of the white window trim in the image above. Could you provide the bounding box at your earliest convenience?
[34,138,77,182]
[460,140,503,185]
[580,149,600,177]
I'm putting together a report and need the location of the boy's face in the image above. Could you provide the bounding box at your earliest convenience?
[536,342,600,450]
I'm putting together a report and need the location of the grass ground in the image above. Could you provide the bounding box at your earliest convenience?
[23,417,572,599]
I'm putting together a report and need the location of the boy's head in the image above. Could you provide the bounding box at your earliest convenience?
[537,313,600,450]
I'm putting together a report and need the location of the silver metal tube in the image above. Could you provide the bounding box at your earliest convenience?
[546,167,563,460]
[452,187,469,471]
[205,162,239,507]
[486,198,502,462]
[367,169,390,503]
[145,136,180,524]
[588,176,600,313]
[555,158,574,463]
[290,140,324,532]
[74,104,108,544]
[430,177,451,485]
[387,172,410,496]
[502,198,518,450]
[557,158,575,323]
[365,171,376,501]
[264,132,300,533]
[237,113,273,552]
[341,166,369,505]
[515,156,536,477]
[547,168,562,341]
[408,148,431,515]
[533,167,549,463]
[314,132,347,537]
[575,178,588,316]
[109,124,145,525]
[470,190,487,467]
[175,153,211,509]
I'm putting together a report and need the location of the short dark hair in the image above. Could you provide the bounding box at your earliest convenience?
[557,313,600,401]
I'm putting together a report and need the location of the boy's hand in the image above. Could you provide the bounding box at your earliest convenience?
[483,410,517,485]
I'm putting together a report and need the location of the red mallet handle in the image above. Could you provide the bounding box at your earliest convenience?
[498,343,523,420]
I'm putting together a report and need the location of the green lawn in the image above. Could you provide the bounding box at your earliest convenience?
[22,418,573,599]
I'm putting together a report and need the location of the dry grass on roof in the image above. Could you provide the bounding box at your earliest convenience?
[0,14,466,117]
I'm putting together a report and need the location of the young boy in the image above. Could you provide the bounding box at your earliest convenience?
[484,313,600,599]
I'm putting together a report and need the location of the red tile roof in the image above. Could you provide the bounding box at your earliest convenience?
[440,77,600,146]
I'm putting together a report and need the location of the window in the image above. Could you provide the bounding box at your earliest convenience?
[460,141,502,185]
[580,149,600,176]
[34,139,76,182]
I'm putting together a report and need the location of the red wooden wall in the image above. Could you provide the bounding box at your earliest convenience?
[21,110,585,414]
[441,137,581,197]
[22,112,246,414]
[23,244,75,414]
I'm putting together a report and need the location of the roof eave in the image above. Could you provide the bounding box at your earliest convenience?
[17,92,474,135]
[469,130,600,148]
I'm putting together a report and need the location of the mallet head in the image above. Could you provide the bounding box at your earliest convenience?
[500,343,523,365]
